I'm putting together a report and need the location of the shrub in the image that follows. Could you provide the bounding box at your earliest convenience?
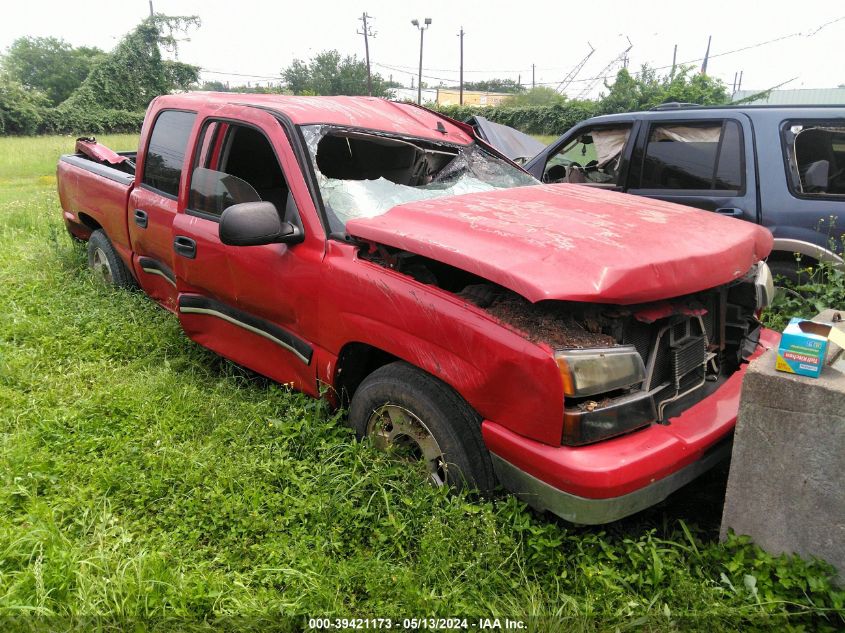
[40,106,144,135]
[431,101,599,136]
[0,75,50,135]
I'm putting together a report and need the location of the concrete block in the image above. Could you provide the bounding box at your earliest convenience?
[721,309,845,584]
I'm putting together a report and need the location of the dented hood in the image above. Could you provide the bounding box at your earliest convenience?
[346,184,773,304]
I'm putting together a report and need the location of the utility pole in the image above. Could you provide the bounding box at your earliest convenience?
[701,35,712,74]
[358,13,376,96]
[149,1,154,16]
[458,27,464,105]
[732,71,738,94]
[532,64,535,89]
[671,44,677,77]
[411,18,432,105]
[737,70,743,92]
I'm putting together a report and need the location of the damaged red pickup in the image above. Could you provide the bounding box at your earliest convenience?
[58,93,777,524]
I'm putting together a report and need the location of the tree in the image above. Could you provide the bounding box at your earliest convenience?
[282,50,389,96]
[61,15,200,112]
[504,87,567,107]
[462,78,525,94]
[0,72,50,134]
[598,65,729,114]
[2,37,103,105]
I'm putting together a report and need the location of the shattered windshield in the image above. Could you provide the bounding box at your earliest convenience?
[302,125,538,232]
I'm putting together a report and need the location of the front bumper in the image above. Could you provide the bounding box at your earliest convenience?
[483,327,779,524]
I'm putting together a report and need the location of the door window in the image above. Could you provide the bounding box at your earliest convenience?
[632,120,744,192]
[543,125,632,186]
[782,121,845,196]
[187,122,293,220]
[142,110,197,198]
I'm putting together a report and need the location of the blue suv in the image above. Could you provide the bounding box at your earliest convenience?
[525,105,845,280]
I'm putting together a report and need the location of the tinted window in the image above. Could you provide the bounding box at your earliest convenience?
[635,120,743,191]
[142,110,196,197]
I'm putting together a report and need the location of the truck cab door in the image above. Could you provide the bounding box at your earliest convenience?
[171,105,324,395]
[128,109,198,310]
[625,114,758,225]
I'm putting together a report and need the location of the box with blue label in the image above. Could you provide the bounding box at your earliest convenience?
[775,318,830,378]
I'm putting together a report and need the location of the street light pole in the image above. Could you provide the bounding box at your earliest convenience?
[411,18,431,105]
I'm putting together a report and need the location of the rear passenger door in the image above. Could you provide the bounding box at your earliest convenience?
[625,115,758,224]
[128,109,197,309]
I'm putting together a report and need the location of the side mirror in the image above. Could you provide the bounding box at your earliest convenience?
[219,201,303,246]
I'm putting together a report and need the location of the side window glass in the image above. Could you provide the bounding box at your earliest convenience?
[187,122,292,220]
[189,168,262,216]
[636,120,743,192]
[544,125,631,186]
[142,110,196,197]
[782,122,845,196]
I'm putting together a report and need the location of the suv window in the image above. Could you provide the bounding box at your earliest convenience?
[142,110,197,197]
[188,122,291,219]
[782,121,845,196]
[632,120,743,192]
[543,125,632,186]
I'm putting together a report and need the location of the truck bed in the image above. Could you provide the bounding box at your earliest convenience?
[57,152,135,261]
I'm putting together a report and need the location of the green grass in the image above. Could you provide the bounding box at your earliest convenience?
[0,135,842,631]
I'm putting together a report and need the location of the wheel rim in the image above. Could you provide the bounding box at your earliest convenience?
[91,247,113,285]
[365,404,448,486]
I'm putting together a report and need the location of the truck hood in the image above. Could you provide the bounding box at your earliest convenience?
[345,184,773,304]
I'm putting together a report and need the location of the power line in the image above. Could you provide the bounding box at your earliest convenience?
[198,14,844,91]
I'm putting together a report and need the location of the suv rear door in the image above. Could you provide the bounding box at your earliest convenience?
[625,112,758,224]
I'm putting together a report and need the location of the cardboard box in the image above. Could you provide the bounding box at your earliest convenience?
[775,318,830,378]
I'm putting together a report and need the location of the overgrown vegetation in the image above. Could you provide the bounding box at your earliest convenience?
[2,36,103,105]
[0,135,842,630]
[0,15,198,135]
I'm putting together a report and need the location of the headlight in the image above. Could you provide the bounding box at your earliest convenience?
[755,261,774,310]
[554,345,646,398]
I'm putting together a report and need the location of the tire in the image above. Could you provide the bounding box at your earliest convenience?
[768,257,813,287]
[348,361,496,493]
[87,229,137,289]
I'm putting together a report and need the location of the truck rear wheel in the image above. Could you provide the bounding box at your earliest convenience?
[87,230,137,290]
[348,361,495,492]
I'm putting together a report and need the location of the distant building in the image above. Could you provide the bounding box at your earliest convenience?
[388,87,513,107]
[731,88,845,105]
[435,89,512,107]
[389,88,438,104]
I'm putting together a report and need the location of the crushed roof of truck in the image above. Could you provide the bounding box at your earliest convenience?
[156,93,475,145]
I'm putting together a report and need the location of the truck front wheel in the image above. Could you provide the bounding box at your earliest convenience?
[348,361,495,493]
[87,230,137,290]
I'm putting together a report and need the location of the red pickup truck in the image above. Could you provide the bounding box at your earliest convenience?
[58,93,777,524]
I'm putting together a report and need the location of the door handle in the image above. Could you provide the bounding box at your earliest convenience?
[173,236,197,259]
[715,207,744,218]
[134,209,148,228]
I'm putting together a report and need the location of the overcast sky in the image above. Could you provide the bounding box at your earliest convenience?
[2,1,844,98]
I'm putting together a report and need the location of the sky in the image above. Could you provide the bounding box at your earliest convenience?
[1,0,844,98]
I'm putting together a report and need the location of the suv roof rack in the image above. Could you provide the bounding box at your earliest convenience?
[650,102,701,111]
